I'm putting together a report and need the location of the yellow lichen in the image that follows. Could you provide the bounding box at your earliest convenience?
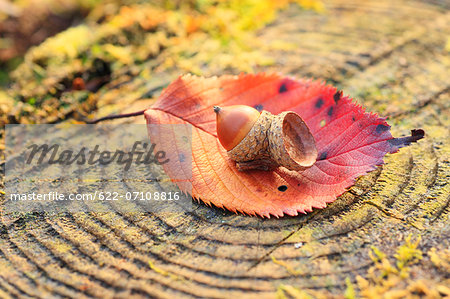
[349,234,448,298]
[102,44,133,65]
[278,235,447,298]
[26,25,95,62]
[271,255,302,276]
[277,284,331,299]
[344,277,356,299]
[148,259,185,281]
[428,248,450,273]
[394,235,422,270]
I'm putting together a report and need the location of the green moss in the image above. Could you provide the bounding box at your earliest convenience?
[280,234,447,298]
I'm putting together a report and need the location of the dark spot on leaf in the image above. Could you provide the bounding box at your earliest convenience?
[328,106,334,117]
[279,83,288,93]
[376,124,390,134]
[179,153,185,162]
[352,116,356,122]
[278,185,288,192]
[254,104,263,112]
[318,152,328,160]
[315,98,324,108]
[333,90,342,103]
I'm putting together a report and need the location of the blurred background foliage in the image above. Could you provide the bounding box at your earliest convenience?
[0,0,323,127]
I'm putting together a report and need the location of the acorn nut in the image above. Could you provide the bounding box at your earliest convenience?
[214,105,318,171]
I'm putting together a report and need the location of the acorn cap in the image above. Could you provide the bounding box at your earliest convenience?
[267,111,318,171]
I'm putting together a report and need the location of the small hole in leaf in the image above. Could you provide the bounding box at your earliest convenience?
[254,104,263,112]
[320,119,326,127]
[278,185,288,192]
[318,152,327,160]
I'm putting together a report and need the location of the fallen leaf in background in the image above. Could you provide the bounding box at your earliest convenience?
[145,73,424,217]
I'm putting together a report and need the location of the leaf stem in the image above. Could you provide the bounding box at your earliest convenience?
[85,109,146,124]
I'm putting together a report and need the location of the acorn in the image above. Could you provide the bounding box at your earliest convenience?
[214,105,318,171]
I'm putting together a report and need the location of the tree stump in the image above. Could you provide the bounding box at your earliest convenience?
[0,0,449,298]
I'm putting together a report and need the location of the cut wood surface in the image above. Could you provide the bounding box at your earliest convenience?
[0,0,449,298]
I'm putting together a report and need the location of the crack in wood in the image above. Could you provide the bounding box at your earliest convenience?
[362,201,423,230]
[387,86,450,118]
[247,210,320,271]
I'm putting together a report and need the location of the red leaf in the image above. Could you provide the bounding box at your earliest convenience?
[145,73,424,217]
